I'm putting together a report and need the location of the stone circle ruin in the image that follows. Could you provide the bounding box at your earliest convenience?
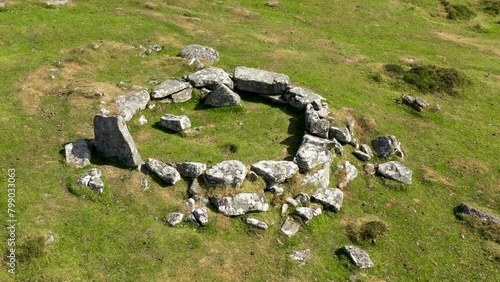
[68,44,415,268]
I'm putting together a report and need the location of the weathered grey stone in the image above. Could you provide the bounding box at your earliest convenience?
[402,94,429,112]
[160,114,191,132]
[312,207,322,217]
[294,143,332,170]
[65,139,91,168]
[305,103,329,138]
[246,171,259,182]
[210,193,269,216]
[281,216,300,237]
[179,44,220,63]
[251,160,299,187]
[270,184,284,195]
[302,161,331,189]
[343,246,374,268]
[204,83,241,107]
[186,67,233,89]
[311,100,330,118]
[295,193,310,206]
[348,138,360,150]
[176,162,207,178]
[295,207,315,224]
[203,160,247,188]
[138,115,148,125]
[46,0,68,5]
[377,161,412,184]
[281,203,289,215]
[363,163,376,176]
[332,138,344,156]
[170,88,193,103]
[245,217,269,230]
[285,197,299,207]
[188,179,202,197]
[360,144,374,157]
[291,249,311,264]
[192,207,209,226]
[151,80,192,99]
[301,133,336,150]
[458,204,500,223]
[116,90,150,121]
[186,58,205,69]
[284,86,324,109]
[93,115,143,167]
[311,187,344,212]
[76,168,104,194]
[233,66,290,95]
[346,117,356,136]
[329,126,352,144]
[166,212,184,226]
[372,135,404,158]
[145,158,181,185]
[337,161,358,188]
[352,150,371,162]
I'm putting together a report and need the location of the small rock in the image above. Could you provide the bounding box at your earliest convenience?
[402,94,429,112]
[285,197,299,207]
[457,203,500,223]
[329,126,352,144]
[352,150,371,162]
[265,1,280,8]
[138,115,148,125]
[311,188,344,212]
[270,185,284,195]
[245,217,268,230]
[281,203,289,216]
[187,58,205,69]
[160,114,191,132]
[179,44,220,63]
[204,83,241,107]
[363,163,376,175]
[76,168,104,194]
[116,90,150,121]
[281,217,300,237]
[377,161,412,184]
[246,171,259,182]
[150,45,163,52]
[372,135,404,158]
[343,246,374,268]
[291,249,311,264]
[295,193,310,206]
[175,162,207,178]
[145,158,181,185]
[337,161,358,188]
[64,139,91,168]
[284,86,324,109]
[203,160,247,188]
[192,207,209,226]
[46,0,68,5]
[166,212,184,226]
[295,207,315,224]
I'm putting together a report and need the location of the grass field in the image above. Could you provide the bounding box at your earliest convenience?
[0,0,499,281]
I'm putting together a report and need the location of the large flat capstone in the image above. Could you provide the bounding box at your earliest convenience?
[202,160,247,188]
[93,115,143,167]
[210,193,269,216]
[233,66,290,95]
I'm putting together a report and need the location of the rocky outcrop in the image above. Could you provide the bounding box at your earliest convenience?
[372,135,404,158]
[251,160,299,187]
[305,103,330,138]
[93,115,143,167]
[245,217,269,230]
[175,162,207,178]
[311,187,344,212]
[281,216,300,237]
[116,90,150,121]
[210,193,269,216]
[457,203,500,223]
[166,212,184,226]
[145,158,181,185]
[178,44,220,63]
[233,66,290,94]
[294,143,332,170]
[204,83,241,107]
[76,168,104,194]
[343,246,374,268]
[186,67,233,89]
[65,139,91,168]
[402,94,429,112]
[160,114,191,132]
[377,161,412,184]
[284,86,324,109]
[203,160,247,188]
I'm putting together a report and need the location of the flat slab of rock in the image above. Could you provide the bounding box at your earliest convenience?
[295,207,317,224]
[179,44,220,63]
[329,126,352,144]
[402,94,429,112]
[204,83,241,107]
[301,133,336,150]
[116,90,150,121]
[210,193,269,216]
[284,86,324,109]
[343,246,374,268]
[175,162,207,178]
[251,160,299,186]
[311,187,344,212]
[192,207,209,226]
[291,249,312,264]
[46,0,68,5]
[281,216,300,237]
[93,115,143,167]
[160,114,191,132]
[203,160,247,188]
[233,66,290,95]
[294,143,332,170]
[145,158,181,185]
[372,135,403,158]
[245,217,269,230]
[166,212,184,226]
[186,67,233,89]
[302,162,331,188]
[352,150,371,162]
[76,168,104,194]
[377,161,412,184]
[151,80,192,99]
[457,203,500,223]
[65,139,91,168]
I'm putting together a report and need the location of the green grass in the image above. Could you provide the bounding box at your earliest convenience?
[0,0,499,281]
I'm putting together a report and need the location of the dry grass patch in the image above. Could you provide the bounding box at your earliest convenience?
[449,157,491,176]
[419,166,454,187]
[434,32,500,56]
[232,7,259,18]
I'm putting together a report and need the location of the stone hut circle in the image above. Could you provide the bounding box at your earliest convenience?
[66,44,415,268]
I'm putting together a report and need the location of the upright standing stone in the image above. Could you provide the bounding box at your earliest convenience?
[93,115,143,167]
